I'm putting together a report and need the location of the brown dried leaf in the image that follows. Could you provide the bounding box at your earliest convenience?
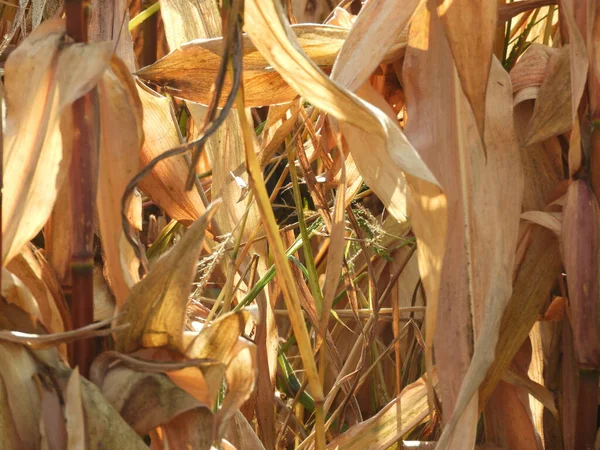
[0,373,24,449]
[1,268,44,326]
[115,203,219,353]
[437,0,497,137]
[97,56,144,308]
[561,180,600,368]
[2,19,112,265]
[136,84,206,224]
[137,24,408,107]
[480,227,562,404]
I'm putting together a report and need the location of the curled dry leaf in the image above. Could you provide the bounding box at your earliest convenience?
[524,46,572,146]
[137,84,206,224]
[2,18,113,265]
[509,44,554,97]
[115,202,219,353]
[97,56,145,308]
[137,24,409,107]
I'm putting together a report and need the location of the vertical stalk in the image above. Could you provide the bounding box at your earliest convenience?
[0,84,3,295]
[69,91,99,377]
[66,0,97,377]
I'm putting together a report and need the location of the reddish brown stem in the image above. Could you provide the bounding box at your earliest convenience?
[65,0,97,377]
[575,371,599,450]
[69,88,99,377]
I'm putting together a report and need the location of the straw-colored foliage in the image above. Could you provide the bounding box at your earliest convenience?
[0,0,597,449]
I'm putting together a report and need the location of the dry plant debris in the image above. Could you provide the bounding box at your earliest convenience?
[0,0,598,449]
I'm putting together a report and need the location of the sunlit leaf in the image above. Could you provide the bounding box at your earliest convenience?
[2,19,112,265]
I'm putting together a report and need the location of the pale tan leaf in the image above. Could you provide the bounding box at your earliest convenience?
[560,0,589,122]
[6,245,66,335]
[521,211,562,235]
[2,19,112,265]
[65,368,85,450]
[63,372,148,449]
[437,0,497,137]
[115,203,219,353]
[326,370,437,450]
[243,0,438,187]
[136,84,206,224]
[97,56,144,308]
[405,7,523,448]
[0,343,42,449]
